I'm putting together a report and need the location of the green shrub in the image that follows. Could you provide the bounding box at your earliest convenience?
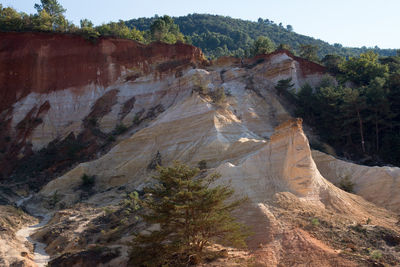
[351,223,366,234]
[198,160,207,170]
[81,174,95,188]
[88,117,98,127]
[132,114,142,125]
[113,123,128,135]
[107,135,116,142]
[210,86,226,104]
[310,218,320,226]
[370,250,382,260]
[337,175,354,193]
[48,191,60,208]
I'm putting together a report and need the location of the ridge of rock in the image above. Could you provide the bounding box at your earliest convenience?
[312,150,400,212]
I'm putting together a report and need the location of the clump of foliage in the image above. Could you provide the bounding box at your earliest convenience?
[107,134,116,142]
[95,20,144,41]
[148,15,184,44]
[198,160,207,170]
[299,44,320,62]
[310,218,320,227]
[340,51,389,86]
[147,151,162,170]
[192,73,227,105]
[81,174,95,188]
[132,114,142,125]
[210,86,227,105]
[250,36,275,56]
[130,162,248,266]
[192,73,209,95]
[113,123,128,135]
[87,117,98,128]
[369,249,383,260]
[337,174,355,193]
[48,190,60,208]
[275,78,294,97]
[321,54,345,74]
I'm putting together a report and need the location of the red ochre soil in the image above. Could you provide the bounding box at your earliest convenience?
[0,32,206,113]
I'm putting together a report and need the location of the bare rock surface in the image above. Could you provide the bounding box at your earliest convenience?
[312,150,400,213]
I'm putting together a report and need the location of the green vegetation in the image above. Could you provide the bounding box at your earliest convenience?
[198,159,207,170]
[275,78,294,97]
[292,51,400,166]
[48,190,60,208]
[113,123,128,135]
[250,36,275,56]
[370,249,383,260]
[337,175,355,193]
[299,44,319,62]
[130,162,248,266]
[148,15,184,43]
[81,174,95,188]
[0,1,144,41]
[210,86,227,105]
[310,218,320,227]
[126,14,397,59]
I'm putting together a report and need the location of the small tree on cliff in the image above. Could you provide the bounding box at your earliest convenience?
[149,15,184,44]
[275,78,294,97]
[130,162,248,266]
[34,0,67,30]
[299,44,320,62]
[250,36,276,56]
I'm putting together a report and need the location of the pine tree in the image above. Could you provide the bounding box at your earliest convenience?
[275,78,294,97]
[341,87,367,153]
[130,162,248,266]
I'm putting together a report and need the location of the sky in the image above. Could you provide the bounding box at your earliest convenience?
[2,0,400,49]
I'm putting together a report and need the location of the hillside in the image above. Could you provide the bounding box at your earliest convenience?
[0,32,399,266]
[125,13,397,58]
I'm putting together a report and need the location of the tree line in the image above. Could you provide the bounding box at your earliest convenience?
[0,1,160,43]
[126,13,397,59]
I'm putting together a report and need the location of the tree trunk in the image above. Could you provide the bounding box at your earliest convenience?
[375,113,379,152]
[357,108,366,153]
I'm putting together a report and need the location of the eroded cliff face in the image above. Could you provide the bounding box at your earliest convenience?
[1,32,400,267]
[0,32,206,183]
[0,32,205,111]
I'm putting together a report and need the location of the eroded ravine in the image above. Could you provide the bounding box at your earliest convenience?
[16,197,51,267]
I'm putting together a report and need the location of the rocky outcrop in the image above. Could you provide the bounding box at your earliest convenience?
[312,150,400,213]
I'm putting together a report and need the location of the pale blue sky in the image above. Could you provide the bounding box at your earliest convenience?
[2,0,399,48]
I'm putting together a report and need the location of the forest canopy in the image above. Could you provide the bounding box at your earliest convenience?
[126,14,397,59]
